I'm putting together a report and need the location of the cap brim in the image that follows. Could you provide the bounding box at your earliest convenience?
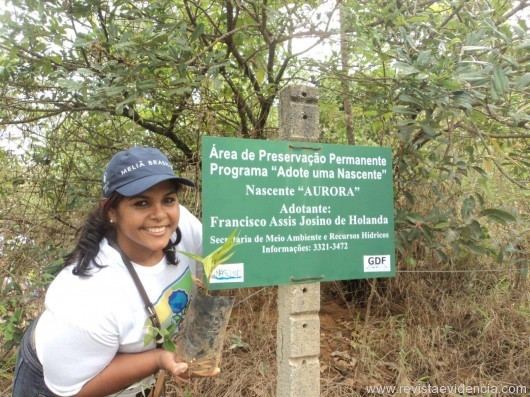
[116,175,194,197]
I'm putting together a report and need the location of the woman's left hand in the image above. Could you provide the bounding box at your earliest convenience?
[157,350,189,377]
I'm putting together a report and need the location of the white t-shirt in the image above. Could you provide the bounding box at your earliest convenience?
[177,204,203,275]
[35,205,203,397]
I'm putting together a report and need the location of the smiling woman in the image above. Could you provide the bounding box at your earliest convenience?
[11,147,218,397]
[109,181,182,266]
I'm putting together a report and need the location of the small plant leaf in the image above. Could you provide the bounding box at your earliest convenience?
[179,228,240,295]
[480,208,516,224]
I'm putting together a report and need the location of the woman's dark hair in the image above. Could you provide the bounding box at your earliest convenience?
[64,183,183,277]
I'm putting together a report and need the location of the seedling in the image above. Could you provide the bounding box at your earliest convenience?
[144,229,239,350]
[179,229,240,295]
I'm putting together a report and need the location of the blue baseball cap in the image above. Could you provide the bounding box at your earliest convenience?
[102,147,194,198]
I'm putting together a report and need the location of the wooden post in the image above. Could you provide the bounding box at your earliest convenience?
[276,85,321,397]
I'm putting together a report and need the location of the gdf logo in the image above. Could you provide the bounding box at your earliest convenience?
[363,255,391,272]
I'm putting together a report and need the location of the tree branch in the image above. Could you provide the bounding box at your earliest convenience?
[122,106,195,163]
[500,0,528,23]
[467,120,529,190]
[366,0,439,28]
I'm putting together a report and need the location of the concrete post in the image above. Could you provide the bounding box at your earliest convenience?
[276,85,320,397]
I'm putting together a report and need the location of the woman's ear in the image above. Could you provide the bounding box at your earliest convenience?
[108,207,117,224]
[100,198,117,224]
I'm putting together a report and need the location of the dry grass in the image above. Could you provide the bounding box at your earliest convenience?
[169,287,278,396]
[164,265,528,396]
[3,138,528,396]
[1,250,527,396]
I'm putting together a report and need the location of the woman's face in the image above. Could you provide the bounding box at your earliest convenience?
[109,180,180,266]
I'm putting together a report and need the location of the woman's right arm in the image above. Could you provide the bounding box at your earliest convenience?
[73,349,188,397]
[37,304,184,397]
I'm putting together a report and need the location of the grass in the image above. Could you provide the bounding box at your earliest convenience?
[167,262,528,396]
[1,245,527,396]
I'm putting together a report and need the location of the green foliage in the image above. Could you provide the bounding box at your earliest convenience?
[0,282,24,351]
[315,0,528,264]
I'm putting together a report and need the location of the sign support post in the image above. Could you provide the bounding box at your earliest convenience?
[201,84,395,394]
[276,85,321,397]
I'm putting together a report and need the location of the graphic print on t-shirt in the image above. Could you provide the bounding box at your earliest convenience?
[153,268,193,333]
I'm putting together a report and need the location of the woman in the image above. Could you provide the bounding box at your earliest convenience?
[12,146,215,397]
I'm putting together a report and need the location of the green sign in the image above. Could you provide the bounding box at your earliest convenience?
[202,136,395,289]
